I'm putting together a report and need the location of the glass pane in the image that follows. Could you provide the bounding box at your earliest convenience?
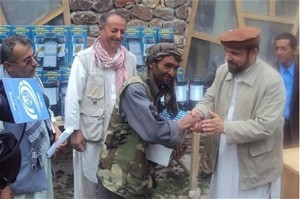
[0,0,61,25]
[193,0,237,36]
[242,0,268,15]
[47,15,64,25]
[185,38,225,81]
[245,19,294,65]
[276,0,299,18]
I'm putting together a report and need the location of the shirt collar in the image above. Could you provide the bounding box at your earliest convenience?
[147,72,161,99]
[0,65,11,78]
[225,57,261,86]
[279,60,295,76]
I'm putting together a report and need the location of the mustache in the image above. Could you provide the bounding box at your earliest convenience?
[227,60,236,65]
[112,38,122,42]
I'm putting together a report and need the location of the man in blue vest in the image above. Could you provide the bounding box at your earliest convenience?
[0,36,63,199]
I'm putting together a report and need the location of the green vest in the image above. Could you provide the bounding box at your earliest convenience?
[97,72,155,199]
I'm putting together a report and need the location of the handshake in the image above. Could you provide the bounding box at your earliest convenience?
[177,109,224,136]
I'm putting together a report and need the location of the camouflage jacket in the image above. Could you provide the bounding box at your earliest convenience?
[97,73,156,199]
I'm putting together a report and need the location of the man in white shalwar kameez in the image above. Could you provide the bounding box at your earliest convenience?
[64,12,136,199]
[191,26,285,198]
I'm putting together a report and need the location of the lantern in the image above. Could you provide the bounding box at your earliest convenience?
[189,77,204,110]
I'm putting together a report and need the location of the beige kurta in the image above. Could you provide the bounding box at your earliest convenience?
[195,58,285,192]
[208,75,281,198]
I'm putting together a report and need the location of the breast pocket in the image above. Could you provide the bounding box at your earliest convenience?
[86,75,104,101]
[80,75,106,141]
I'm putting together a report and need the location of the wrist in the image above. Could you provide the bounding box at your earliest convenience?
[51,122,60,133]
[199,111,205,119]
[177,118,190,133]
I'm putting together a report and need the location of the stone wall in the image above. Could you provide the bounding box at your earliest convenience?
[69,0,192,50]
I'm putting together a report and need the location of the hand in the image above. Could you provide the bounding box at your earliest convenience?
[188,109,205,132]
[173,143,186,160]
[177,110,203,132]
[0,186,13,199]
[201,111,224,136]
[70,130,86,152]
[53,125,67,154]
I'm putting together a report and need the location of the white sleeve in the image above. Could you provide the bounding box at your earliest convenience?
[126,51,137,76]
[64,56,87,130]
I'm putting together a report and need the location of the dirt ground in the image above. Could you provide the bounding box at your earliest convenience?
[52,144,210,199]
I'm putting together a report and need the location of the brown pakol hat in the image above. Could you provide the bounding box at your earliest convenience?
[219,26,261,48]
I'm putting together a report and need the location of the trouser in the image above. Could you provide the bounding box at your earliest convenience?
[199,135,214,174]
[73,149,98,199]
[97,181,124,199]
[283,119,291,149]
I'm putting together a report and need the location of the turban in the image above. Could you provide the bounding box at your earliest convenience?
[145,43,182,66]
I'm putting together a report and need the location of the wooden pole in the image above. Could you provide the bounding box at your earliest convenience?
[188,132,201,199]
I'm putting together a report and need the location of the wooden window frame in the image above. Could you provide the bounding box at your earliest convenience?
[182,0,299,69]
[0,0,71,25]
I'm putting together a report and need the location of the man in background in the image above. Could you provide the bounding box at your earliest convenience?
[201,54,225,89]
[273,32,299,148]
[198,54,225,180]
[64,12,137,199]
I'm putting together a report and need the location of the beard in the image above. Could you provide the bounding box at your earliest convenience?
[227,57,251,74]
[227,62,246,74]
